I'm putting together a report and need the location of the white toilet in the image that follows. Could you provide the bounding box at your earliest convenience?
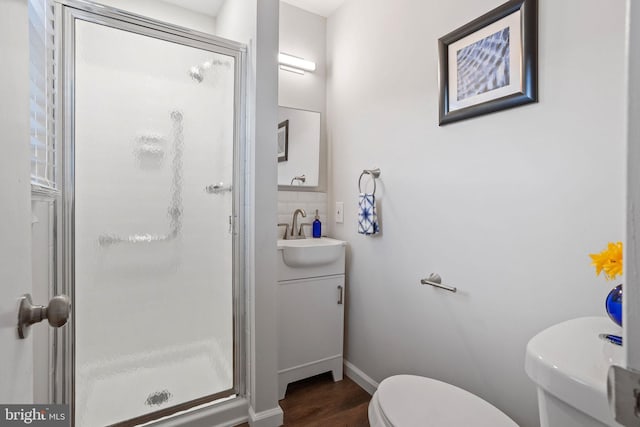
[526,317,624,427]
[368,375,518,427]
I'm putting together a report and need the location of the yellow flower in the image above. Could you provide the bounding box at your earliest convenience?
[589,241,623,281]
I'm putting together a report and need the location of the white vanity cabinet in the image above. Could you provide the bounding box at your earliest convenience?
[276,238,346,400]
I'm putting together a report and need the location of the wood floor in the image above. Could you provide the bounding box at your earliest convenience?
[235,372,371,427]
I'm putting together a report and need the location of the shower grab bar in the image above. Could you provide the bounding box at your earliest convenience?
[99,233,177,245]
[420,273,457,293]
[99,111,184,246]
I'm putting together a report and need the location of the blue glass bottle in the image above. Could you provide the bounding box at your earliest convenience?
[312,209,321,238]
[605,284,623,326]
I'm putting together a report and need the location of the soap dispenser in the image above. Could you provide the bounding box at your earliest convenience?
[312,209,322,238]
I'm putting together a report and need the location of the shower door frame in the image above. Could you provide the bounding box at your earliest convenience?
[52,1,247,425]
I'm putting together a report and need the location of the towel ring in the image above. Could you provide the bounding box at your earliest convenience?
[358,168,381,194]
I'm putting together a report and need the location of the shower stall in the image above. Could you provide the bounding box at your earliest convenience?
[53,2,246,425]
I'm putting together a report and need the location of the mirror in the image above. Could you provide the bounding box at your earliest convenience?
[278,106,320,187]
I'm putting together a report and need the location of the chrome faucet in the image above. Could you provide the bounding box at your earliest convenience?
[290,208,307,239]
[290,175,306,186]
[277,223,289,240]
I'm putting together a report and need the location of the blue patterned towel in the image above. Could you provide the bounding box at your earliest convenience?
[358,193,379,235]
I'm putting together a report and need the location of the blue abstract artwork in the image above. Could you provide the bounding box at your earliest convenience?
[456,27,510,101]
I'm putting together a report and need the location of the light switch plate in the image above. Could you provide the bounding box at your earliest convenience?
[335,202,344,223]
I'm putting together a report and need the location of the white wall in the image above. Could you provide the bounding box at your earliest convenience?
[279,2,327,192]
[215,0,254,47]
[277,2,328,233]
[279,2,326,144]
[327,1,626,426]
[0,0,34,404]
[218,1,284,425]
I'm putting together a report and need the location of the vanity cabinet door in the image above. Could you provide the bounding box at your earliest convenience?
[278,275,345,371]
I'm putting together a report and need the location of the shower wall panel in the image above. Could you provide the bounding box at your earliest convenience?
[73,20,235,426]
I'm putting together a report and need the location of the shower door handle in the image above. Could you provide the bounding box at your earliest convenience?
[17,293,70,339]
[205,182,232,194]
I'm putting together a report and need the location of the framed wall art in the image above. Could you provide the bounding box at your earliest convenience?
[438,0,538,125]
[278,119,289,162]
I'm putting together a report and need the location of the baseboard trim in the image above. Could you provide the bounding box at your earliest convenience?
[248,405,284,427]
[344,360,379,396]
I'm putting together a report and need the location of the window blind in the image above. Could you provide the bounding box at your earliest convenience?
[29,0,56,189]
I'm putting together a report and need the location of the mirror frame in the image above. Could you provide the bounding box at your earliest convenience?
[277,105,322,190]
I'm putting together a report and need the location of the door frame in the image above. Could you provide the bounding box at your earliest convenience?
[52,1,248,424]
[626,0,640,373]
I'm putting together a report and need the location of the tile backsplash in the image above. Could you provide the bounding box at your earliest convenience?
[277,191,328,239]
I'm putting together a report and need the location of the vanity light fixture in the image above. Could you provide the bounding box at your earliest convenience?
[279,64,305,75]
[278,53,316,74]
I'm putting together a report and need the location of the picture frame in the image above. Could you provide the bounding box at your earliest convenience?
[438,0,537,125]
[277,119,289,162]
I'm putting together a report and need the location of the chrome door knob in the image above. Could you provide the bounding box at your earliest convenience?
[17,293,71,339]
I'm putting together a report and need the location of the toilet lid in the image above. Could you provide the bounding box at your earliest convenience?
[377,375,518,427]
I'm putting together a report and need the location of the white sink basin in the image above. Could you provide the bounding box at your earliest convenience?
[277,237,346,268]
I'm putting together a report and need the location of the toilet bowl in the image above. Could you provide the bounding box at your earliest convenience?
[368,375,518,427]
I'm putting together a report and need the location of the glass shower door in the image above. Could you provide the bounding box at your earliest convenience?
[69,11,240,426]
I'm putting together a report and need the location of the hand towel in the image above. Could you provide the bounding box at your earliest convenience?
[358,193,380,235]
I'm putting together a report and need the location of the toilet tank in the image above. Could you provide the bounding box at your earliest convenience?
[525,317,624,427]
